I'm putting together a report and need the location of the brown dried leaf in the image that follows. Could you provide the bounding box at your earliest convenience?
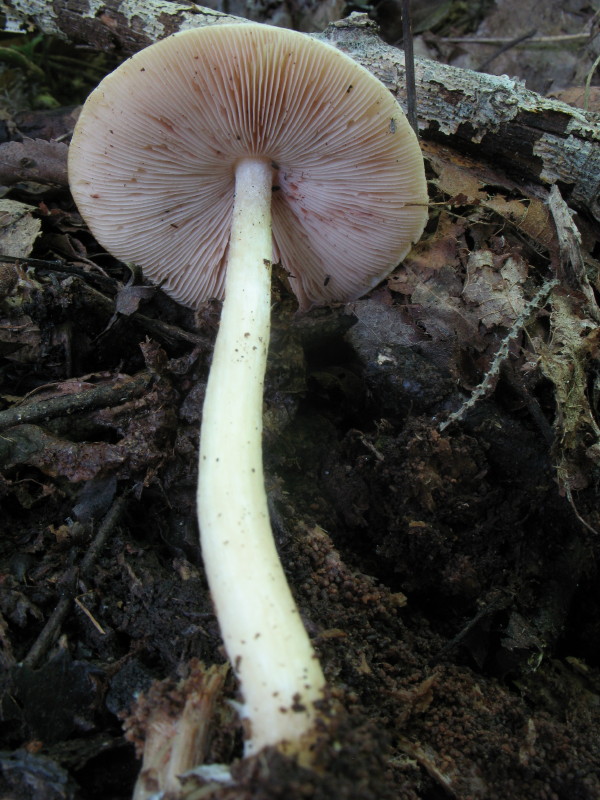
[390,212,483,347]
[0,139,68,187]
[483,195,554,250]
[424,141,556,256]
[0,424,127,481]
[389,213,465,294]
[549,87,600,112]
[411,264,484,347]
[430,157,489,206]
[0,316,42,363]
[115,284,156,316]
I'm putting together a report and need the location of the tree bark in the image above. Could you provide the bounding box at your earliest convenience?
[4,1,600,225]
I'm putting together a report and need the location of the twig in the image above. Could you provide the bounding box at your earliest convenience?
[439,277,559,432]
[21,494,128,667]
[401,0,418,137]
[21,595,72,669]
[565,485,600,537]
[63,276,209,347]
[547,184,600,322]
[74,595,107,635]
[441,33,592,45]
[80,493,128,573]
[128,662,230,800]
[584,52,600,111]
[0,370,153,432]
[477,29,537,72]
[430,590,512,664]
[1,255,65,268]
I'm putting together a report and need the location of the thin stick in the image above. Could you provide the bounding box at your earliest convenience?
[584,52,600,111]
[0,371,153,432]
[478,29,537,72]
[443,33,590,45]
[439,278,559,433]
[21,595,72,668]
[401,0,418,137]
[74,595,107,635]
[22,494,128,667]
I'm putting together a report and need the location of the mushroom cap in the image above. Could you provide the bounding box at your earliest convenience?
[68,23,428,310]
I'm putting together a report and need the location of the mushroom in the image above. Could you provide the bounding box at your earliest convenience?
[68,22,428,759]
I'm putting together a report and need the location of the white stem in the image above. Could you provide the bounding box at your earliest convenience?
[197,157,325,756]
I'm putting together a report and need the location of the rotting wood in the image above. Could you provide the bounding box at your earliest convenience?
[4,2,600,225]
[0,370,153,431]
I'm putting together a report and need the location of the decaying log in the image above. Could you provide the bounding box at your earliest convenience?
[4,1,600,225]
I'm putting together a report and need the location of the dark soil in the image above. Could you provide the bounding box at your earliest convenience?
[1,261,599,799]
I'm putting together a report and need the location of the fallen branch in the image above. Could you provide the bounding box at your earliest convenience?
[5,2,600,225]
[0,370,152,431]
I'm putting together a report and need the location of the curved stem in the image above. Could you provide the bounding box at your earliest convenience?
[197,157,325,756]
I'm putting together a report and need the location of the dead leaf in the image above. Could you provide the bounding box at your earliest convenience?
[549,87,600,113]
[430,157,488,206]
[0,139,69,188]
[0,199,41,257]
[115,284,156,315]
[539,290,600,490]
[410,262,483,347]
[390,214,465,295]
[462,250,528,328]
[0,317,42,363]
[424,141,555,256]
[483,195,554,250]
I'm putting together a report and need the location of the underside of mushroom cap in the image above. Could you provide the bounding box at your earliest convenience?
[68,22,428,310]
